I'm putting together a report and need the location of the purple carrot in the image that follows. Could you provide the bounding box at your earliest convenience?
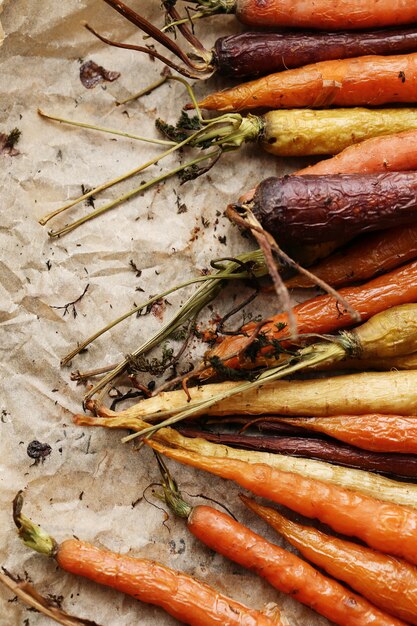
[97,2,417,79]
[244,172,417,246]
[177,426,417,479]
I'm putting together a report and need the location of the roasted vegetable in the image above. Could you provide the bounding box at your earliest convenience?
[197,53,417,112]
[207,259,417,373]
[243,496,417,625]
[244,172,417,246]
[285,224,417,288]
[97,2,417,78]
[157,458,405,626]
[177,0,417,30]
[175,425,417,478]
[266,414,417,454]
[75,406,417,509]
[13,493,276,626]
[151,440,417,567]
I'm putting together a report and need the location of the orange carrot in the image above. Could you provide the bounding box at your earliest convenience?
[162,484,406,626]
[242,496,417,625]
[274,415,417,453]
[206,259,417,372]
[240,128,417,209]
[196,52,417,112]
[58,541,275,626]
[13,493,276,626]
[234,0,417,30]
[150,440,417,567]
[285,224,417,289]
[296,128,417,176]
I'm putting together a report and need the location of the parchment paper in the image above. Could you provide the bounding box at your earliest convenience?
[0,2,331,624]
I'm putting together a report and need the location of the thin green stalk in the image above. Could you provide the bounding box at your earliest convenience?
[83,250,267,403]
[40,76,258,232]
[48,149,221,237]
[157,11,206,32]
[38,109,176,146]
[174,0,236,15]
[40,116,222,227]
[115,74,171,106]
[121,342,346,443]
[62,264,259,366]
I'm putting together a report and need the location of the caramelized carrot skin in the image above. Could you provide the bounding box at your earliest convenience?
[285,224,417,288]
[243,498,417,625]
[156,444,417,567]
[208,259,417,370]
[215,27,417,78]
[280,415,417,453]
[176,426,417,478]
[242,129,417,232]
[236,0,417,30]
[198,53,417,112]
[187,505,405,626]
[252,172,417,245]
[56,539,274,626]
[296,129,417,176]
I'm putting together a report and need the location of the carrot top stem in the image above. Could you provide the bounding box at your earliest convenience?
[155,452,193,519]
[38,109,176,148]
[80,249,267,403]
[13,492,57,558]
[97,1,217,77]
[172,0,236,15]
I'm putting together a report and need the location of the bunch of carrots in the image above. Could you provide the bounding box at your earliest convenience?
[13,2,417,625]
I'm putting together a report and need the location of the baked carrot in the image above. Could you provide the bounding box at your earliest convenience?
[106,371,417,420]
[175,107,417,158]
[13,493,277,626]
[181,0,417,30]
[242,496,417,625]
[101,306,417,445]
[296,128,417,176]
[240,127,417,206]
[99,1,417,78]
[150,440,417,566]
[285,224,417,289]
[75,405,417,510]
[157,460,406,626]
[243,172,417,247]
[271,415,417,454]
[174,425,417,478]
[196,52,417,112]
[40,104,417,238]
[207,258,417,372]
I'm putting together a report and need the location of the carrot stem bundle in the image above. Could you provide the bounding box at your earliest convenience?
[157,458,405,626]
[197,52,417,112]
[242,496,417,625]
[13,493,276,626]
[150,440,417,566]
[208,258,417,372]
